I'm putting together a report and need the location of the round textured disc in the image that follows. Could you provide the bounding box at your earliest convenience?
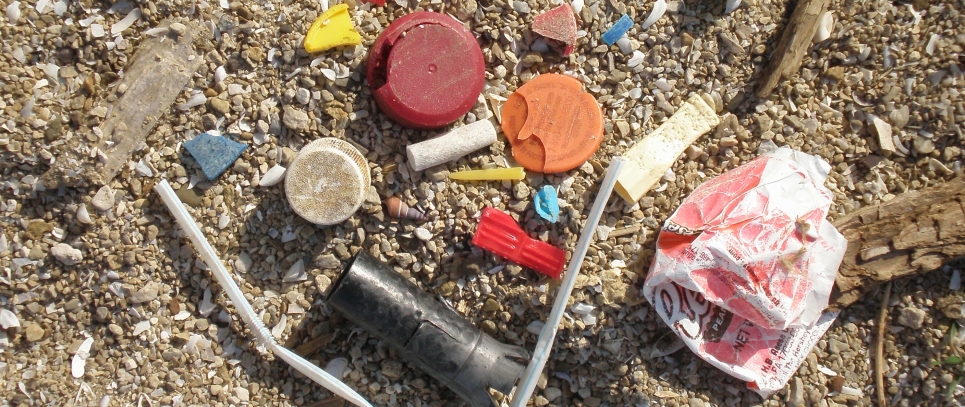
[285,138,370,225]
[500,74,604,173]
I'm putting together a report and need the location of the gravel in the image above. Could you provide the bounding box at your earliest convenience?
[0,0,963,406]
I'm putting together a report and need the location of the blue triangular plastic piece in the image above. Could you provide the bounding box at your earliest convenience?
[183,133,248,180]
[534,185,560,223]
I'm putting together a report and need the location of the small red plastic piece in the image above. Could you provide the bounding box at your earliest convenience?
[367,12,485,130]
[362,0,386,5]
[532,4,578,55]
[472,208,566,279]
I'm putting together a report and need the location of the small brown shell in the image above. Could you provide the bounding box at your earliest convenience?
[384,196,426,221]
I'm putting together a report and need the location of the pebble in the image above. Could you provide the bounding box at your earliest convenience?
[414,227,432,241]
[50,243,83,265]
[209,97,231,115]
[233,387,250,402]
[897,306,927,329]
[317,254,341,269]
[131,282,160,304]
[24,323,44,342]
[91,186,115,211]
[544,387,562,401]
[283,105,310,131]
[295,88,311,105]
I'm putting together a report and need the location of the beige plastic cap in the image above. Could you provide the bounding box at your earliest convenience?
[285,138,371,225]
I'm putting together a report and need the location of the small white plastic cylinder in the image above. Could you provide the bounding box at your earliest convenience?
[406,120,497,171]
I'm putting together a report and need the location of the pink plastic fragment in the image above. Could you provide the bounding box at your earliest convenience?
[531,4,578,55]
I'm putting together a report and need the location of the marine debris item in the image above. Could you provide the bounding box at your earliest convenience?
[500,74,604,173]
[304,4,362,53]
[472,208,566,279]
[154,180,374,407]
[533,185,559,223]
[509,157,626,407]
[406,120,497,171]
[327,251,529,407]
[285,138,370,225]
[601,14,633,46]
[182,133,248,181]
[43,19,205,187]
[367,12,485,129]
[449,167,526,181]
[615,94,719,203]
[644,148,847,396]
[531,4,578,55]
[755,0,831,97]
[384,196,427,221]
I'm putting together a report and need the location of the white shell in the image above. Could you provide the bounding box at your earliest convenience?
[132,320,151,336]
[77,204,93,224]
[199,287,216,316]
[271,314,287,339]
[111,8,141,35]
[926,34,941,55]
[813,11,834,43]
[324,357,349,378]
[725,0,742,13]
[641,0,666,30]
[259,165,287,187]
[283,259,307,282]
[0,308,20,329]
[71,337,94,378]
[6,1,21,22]
[570,0,584,14]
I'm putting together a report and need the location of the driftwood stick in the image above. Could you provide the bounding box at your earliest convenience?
[829,177,965,309]
[875,282,892,407]
[43,19,207,188]
[755,0,830,98]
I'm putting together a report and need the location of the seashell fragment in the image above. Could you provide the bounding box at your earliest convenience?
[868,115,895,153]
[384,196,426,221]
[641,0,666,30]
[926,34,940,55]
[725,0,742,14]
[259,165,287,187]
[7,1,20,23]
[71,337,94,378]
[813,11,833,43]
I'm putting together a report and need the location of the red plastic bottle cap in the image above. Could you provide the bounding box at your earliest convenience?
[472,207,566,279]
[367,12,485,130]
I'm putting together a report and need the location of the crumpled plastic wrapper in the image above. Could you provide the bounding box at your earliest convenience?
[643,148,847,396]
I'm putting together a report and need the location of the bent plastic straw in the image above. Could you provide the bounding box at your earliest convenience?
[508,157,626,407]
[155,180,373,407]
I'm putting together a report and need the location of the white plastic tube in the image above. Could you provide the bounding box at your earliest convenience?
[155,180,373,407]
[509,157,626,407]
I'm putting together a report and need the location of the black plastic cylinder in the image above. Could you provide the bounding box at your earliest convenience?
[327,251,529,407]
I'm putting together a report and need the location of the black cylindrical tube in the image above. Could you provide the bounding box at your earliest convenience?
[327,251,529,407]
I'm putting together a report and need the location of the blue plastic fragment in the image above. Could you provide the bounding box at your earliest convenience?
[601,14,633,46]
[534,185,560,223]
[183,133,248,180]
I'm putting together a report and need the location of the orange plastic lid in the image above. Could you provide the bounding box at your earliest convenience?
[500,74,604,173]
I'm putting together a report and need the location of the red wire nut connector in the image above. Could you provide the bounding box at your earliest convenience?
[472,208,566,279]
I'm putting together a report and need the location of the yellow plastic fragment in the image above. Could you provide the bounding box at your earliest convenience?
[304,4,362,53]
[449,167,526,181]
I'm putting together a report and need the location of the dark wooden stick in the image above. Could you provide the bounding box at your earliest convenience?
[754,0,831,98]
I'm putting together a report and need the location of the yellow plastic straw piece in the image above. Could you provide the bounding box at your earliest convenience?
[449,167,526,181]
[303,4,362,53]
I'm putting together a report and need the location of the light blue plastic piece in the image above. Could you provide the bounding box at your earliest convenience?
[534,185,559,223]
[601,14,633,46]
[183,133,248,180]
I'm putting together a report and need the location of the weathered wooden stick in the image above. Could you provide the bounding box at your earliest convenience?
[829,177,965,309]
[43,19,206,188]
[755,0,830,98]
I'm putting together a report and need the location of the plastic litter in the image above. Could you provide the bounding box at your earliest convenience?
[509,157,626,407]
[449,167,526,181]
[531,4,578,55]
[285,138,370,225]
[501,74,603,173]
[644,148,846,396]
[362,0,385,5]
[154,180,373,407]
[406,120,497,171]
[327,252,529,407]
[182,132,247,180]
[533,185,559,223]
[601,14,633,46]
[367,12,485,129]
[384,196,427,221]
[615,94,719,203]
[304,4,362,53]
[472,208,566,279]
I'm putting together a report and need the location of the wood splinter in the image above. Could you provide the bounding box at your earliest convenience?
[755,0,831,98]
